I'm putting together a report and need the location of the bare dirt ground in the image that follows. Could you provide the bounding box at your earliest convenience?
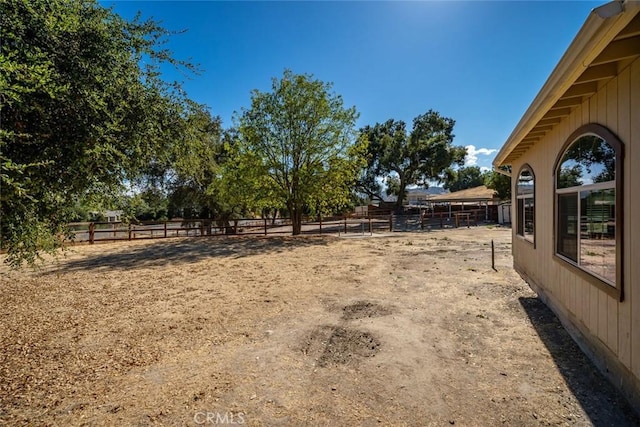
[1,226,638,426]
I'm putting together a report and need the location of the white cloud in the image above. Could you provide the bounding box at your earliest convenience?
[479,166,491,173]
[465,145,497,167]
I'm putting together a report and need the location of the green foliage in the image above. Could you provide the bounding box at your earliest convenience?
[117,188,169,222]
[359,111,466,210]
[215,132,277,218]
[557,165,582,189]
[444,166,486,193]
[236,70,364,234]
[558,135,615,186]
[1,0,198,266]
[162,108,236,220]
[160,111,260,229]
[484,169,511,200]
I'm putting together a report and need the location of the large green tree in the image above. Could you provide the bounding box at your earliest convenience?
[444,166,486,193]
[359,111,467,210]
[164,118,261,230]
[236,70,365,235]
[484,168,511,200]
[0,0,198,265]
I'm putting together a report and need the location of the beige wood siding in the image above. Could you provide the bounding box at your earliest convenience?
[511,56,639,377]
[630,56,640,379]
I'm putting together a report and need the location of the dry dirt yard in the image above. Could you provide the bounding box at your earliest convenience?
[1,226,638,426]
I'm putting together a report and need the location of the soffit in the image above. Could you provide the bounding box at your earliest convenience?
[495,4,640,166]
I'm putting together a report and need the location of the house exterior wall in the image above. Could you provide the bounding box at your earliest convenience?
[510,56,640,409]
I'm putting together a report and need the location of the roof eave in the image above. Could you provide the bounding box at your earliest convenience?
[493,0,640,168]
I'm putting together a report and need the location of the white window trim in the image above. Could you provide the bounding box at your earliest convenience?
[556,180,614,194]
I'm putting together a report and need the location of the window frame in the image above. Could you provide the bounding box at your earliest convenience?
[552,123,624,302]
[516,164,535,245]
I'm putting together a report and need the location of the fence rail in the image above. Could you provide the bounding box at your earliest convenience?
[67,209,490,244]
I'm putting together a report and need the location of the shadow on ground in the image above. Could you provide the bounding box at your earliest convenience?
[519,297,639,426]
[51,235,331,272]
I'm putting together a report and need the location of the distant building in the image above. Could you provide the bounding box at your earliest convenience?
[90,210,123,222]
[104,210,123,222]
[353,205,369,217]
[404,187,446,207]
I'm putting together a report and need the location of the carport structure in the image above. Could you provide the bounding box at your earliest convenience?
[424,185,499,222]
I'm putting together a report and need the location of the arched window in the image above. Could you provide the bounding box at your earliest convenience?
[516,165,535,243]
[555,124,623,294]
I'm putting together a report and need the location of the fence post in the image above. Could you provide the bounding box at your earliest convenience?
[89,222,95,244]
[344,216,347,234]
[389,214,393,232]
[128,223,132,240]
[264,218,268,236]
[319,216,322,235]
[369,217,372,234]
[164,221,167,238]
[491,239,496,271]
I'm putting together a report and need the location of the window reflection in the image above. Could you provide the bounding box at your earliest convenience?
[580,189,616,283]
[517,166,534,242]
[556,132,617,286]
[517,169,534,195]
[557,135,615,188]
[558,194,578,262]
[524,198,534,238]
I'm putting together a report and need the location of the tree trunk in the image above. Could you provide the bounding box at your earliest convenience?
[290,204,302,235]
[217,214,234,235]
[395,179,407,213]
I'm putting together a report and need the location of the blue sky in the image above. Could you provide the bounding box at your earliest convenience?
[105,0,602,173]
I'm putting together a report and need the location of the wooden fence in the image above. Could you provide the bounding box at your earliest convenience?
[68,209,489,244]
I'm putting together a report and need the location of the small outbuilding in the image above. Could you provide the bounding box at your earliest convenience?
[493,1,640,412]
